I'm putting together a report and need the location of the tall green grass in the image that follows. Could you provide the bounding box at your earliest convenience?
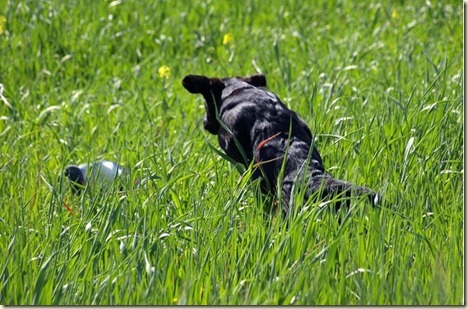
[0,0,463,305]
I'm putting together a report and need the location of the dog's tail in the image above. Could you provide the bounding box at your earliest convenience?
[312,174,380,207]
[282,173,380,214]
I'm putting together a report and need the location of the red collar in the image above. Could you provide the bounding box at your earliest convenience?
[254,132,284,166]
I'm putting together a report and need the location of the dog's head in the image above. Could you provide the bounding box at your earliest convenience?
[182,74,267,134]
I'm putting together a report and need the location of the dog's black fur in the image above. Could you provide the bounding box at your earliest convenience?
[182,74,379,214]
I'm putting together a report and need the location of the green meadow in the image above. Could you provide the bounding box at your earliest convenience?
[0,0,463,305]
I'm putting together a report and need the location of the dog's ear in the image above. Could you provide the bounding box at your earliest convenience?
[182,75,211,94]
[182,75,225,95]
[248,74,267,87]
[182,75,225,135]
[238,74,267,87]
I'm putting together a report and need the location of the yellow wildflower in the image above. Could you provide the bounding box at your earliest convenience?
[223,33,234,45]
[172,297,178,304]
[158,65,170,79]
[0,16,6,35]
[391,9,398,19]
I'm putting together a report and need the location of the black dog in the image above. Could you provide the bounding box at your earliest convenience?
[182,74,379,214]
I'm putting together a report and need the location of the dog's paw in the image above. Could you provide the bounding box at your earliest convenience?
[368,191,383,207]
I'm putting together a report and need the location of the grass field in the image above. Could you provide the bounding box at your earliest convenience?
[0,0,463,305]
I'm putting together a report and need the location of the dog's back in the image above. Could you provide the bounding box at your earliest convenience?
[218,78,323,164]
[217,78,326,193]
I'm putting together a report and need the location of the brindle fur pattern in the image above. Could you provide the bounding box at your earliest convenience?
[182,74,378,214]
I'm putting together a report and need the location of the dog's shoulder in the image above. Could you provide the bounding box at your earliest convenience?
[221,79,274,105]
[222,79,255,100]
